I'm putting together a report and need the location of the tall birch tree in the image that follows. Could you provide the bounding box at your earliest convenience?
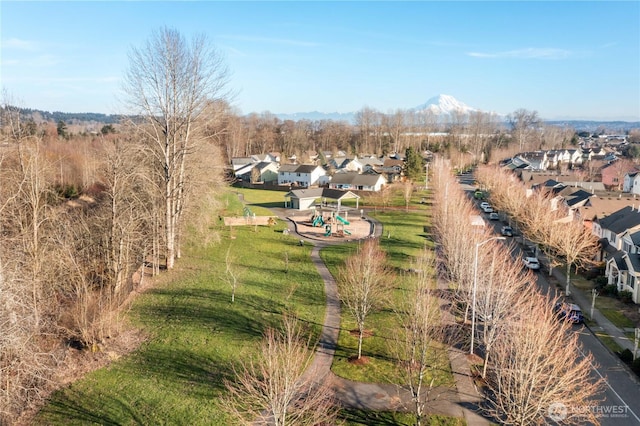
[123,27,230,269]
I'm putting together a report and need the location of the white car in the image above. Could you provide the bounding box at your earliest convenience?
[480,201,490,209]
[482,205,493,213]
[523,257,540,270]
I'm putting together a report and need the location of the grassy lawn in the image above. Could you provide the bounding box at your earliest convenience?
[594,331,625,354]
[561,265,636,331]
[35,185,459,425]
[322,207,452,387]
[35,189,325,425]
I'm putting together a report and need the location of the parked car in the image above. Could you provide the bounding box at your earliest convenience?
[489,212,499,220]
[482,205,494,213]
[500,226,513,236]
[554,303,585,324]
[480,201,490,209]
[523,256,540,270]
[474,190,485,200]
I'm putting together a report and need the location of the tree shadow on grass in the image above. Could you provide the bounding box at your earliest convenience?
[37,388,149,425]
[339,408,413,425]
[38,343,237,424]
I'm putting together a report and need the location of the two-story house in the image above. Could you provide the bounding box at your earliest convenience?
[516,151,548,170]
[605,227,640,304]
[277,164,327,187]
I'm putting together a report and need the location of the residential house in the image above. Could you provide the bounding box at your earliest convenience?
[559,188,594,210]
[501,157,533,172]
[251,153,280,163]
[359,156,385,172]
[605,227,640,303]
[238,161,279,184]
[601,161,638,190]
[231,157,254,172]
[328,172,387,192]
[329,156,364,173]
[623,172,640,194]
[277,164,327,187]
[516,151,548,170]
[546,150,563,168]
[594,206,640,260]
[381,158,404,182]
[566,149,582,165]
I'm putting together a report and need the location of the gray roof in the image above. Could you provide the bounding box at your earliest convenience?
[331,173,384,186]
[612,251,628,271]
[598,206,640,234]
[564,189,593,207]
[285,188,360,200]
[279,164,299,172]
[296,164,322,174]
[630,230,640,246]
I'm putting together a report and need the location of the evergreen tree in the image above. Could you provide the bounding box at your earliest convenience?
[404,146,424,180]
[56,120,68,139]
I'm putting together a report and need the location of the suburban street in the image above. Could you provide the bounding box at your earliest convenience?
[457,172,640,425]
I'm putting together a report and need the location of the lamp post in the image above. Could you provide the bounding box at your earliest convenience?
[470,236,506,355]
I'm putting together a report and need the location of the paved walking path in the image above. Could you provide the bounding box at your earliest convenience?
[269,205,490,424]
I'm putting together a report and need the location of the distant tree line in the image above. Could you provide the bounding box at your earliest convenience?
[1,106,124,124]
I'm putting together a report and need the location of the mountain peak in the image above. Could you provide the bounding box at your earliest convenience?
[414,94,477,115]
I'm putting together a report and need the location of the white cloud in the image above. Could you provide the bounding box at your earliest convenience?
[467,48,571,59]
[2,38,38,51]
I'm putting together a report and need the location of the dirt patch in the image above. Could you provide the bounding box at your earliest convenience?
[348,355,371,365]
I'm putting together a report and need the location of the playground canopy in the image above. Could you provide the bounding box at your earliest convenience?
[284,188,360,210]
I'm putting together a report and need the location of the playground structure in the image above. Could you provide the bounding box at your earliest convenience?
[310,209,351,237]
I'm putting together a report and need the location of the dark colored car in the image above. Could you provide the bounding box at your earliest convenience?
[500,226,513,237]
[554,303,584,324]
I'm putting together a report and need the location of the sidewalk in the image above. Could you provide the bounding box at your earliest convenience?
[535,249,637,354]
[272,204,487,423]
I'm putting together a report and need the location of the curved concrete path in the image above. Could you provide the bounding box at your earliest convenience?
[269,205,488,424]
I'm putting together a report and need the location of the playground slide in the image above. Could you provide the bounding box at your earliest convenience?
[344,229,352,235]
[312,216,324,227]
[324,225,332,236]
[335,215,350,225]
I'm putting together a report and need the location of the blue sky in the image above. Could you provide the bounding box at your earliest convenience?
[1,1,639,121]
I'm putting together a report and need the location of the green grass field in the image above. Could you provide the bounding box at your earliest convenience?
[36,189,324,425]
[321,208,452,387]
[35,186,457,425]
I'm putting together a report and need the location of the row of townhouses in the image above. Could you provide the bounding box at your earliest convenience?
[504,146,618,172]
[507,166,640,304]
[230,153,409,192]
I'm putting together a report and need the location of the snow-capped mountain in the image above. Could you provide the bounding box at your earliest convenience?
[273,94,484,122]
[413,94,478,116]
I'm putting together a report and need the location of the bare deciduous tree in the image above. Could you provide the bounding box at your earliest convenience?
[224,315,337,425]
[338,238,392,360]
[549,219,599,296]
[224,245,241,303]
[391,251,449,426]
[485,295,603,425]
[403,180,414,212]
[124,26,230,269]
[508,109,541,151]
